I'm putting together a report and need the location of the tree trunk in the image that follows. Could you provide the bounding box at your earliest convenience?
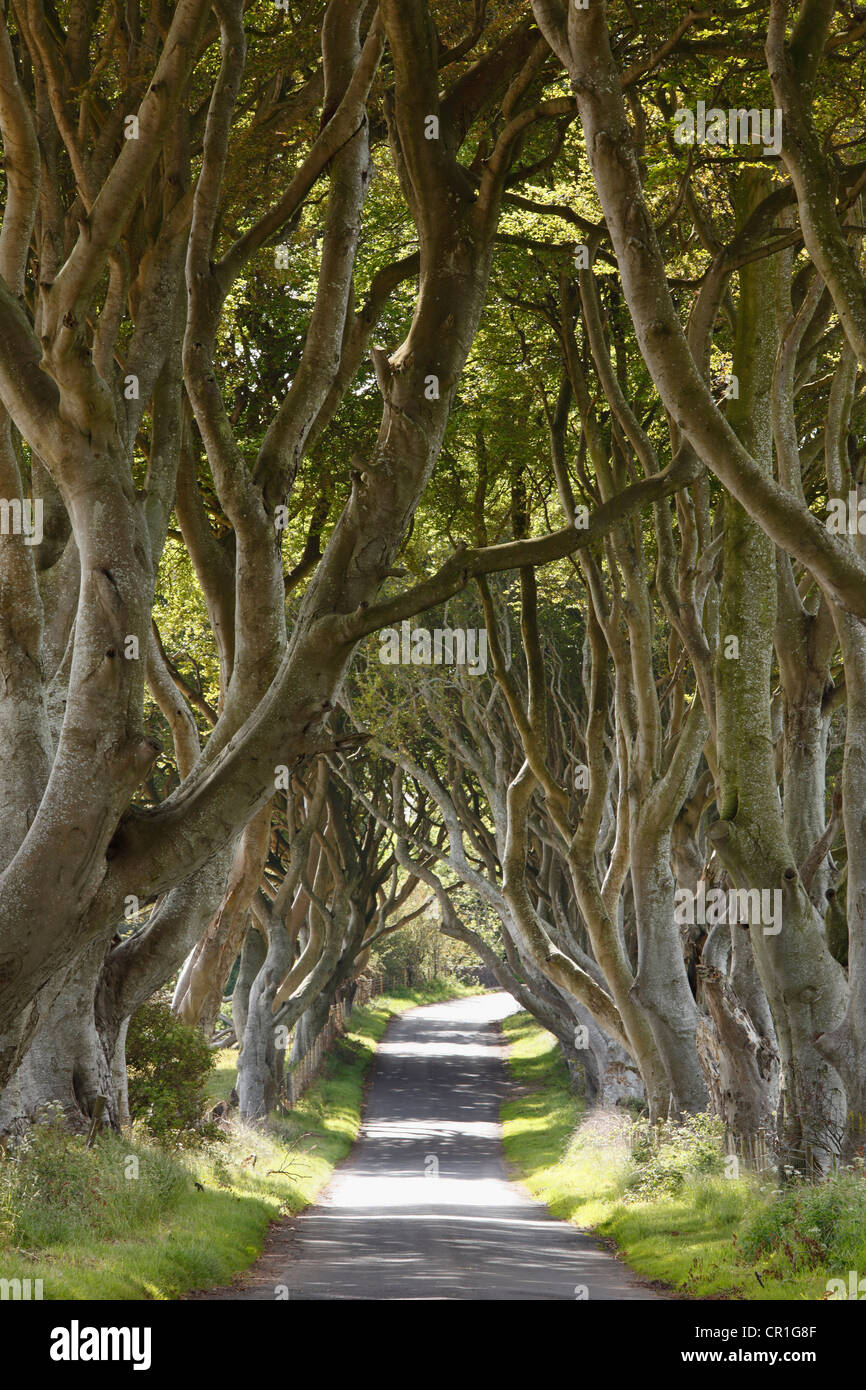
[696,964,779,1144]
[231,923,267,1053]
[630,834,708,1115]
[711,173,847,1170]
[0,941,117,1134]
[173,808,271,1032]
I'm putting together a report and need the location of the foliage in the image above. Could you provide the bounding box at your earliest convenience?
[740,1167,866,1280]
[126,1000,217,1145]
[370,912,473,987]
[4,0,866,1272]
[0,1106,187,1252]
[623,1113,727,1201]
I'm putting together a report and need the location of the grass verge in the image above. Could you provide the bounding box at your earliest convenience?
[0,980,472,1300]
[500,1011,866,1301]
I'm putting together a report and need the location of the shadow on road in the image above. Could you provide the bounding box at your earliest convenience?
[201,993,663,1301]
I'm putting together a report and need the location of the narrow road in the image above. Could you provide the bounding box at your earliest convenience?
[211,993,662,1300]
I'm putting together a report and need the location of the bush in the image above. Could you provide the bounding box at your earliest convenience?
[622,1112,727,1201]
[126,999,216,1144]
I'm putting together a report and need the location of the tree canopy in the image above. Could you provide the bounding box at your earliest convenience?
[1,0,866,1177]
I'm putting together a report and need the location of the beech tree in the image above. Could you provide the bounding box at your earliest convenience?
[0,0,558,1122]
[0,0,638,1129]
[2,0,866,1177]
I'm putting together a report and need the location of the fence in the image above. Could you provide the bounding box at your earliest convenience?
[723,1128,776,1174]
[282,971,384,1107]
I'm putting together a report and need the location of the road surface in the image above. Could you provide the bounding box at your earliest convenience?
[206,992,662,1300]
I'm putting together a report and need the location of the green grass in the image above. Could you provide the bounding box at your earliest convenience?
[500,1011,866,1301]
[0,980,474,1300]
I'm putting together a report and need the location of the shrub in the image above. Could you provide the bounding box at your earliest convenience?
[126,998,216,1144]
[622,1112,727,1201]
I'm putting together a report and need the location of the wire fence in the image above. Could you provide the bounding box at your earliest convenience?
[282,972,384,1107]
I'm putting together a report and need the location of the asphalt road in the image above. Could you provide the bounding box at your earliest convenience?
[207,992,662,1300]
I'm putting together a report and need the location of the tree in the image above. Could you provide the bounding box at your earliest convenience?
[0,0,586,1126]
[3,0,866,1176]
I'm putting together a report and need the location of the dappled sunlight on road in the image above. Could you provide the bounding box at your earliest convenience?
[357,1117,502,1143]
[315,1176,521,1210]
[241,994,661,1300]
